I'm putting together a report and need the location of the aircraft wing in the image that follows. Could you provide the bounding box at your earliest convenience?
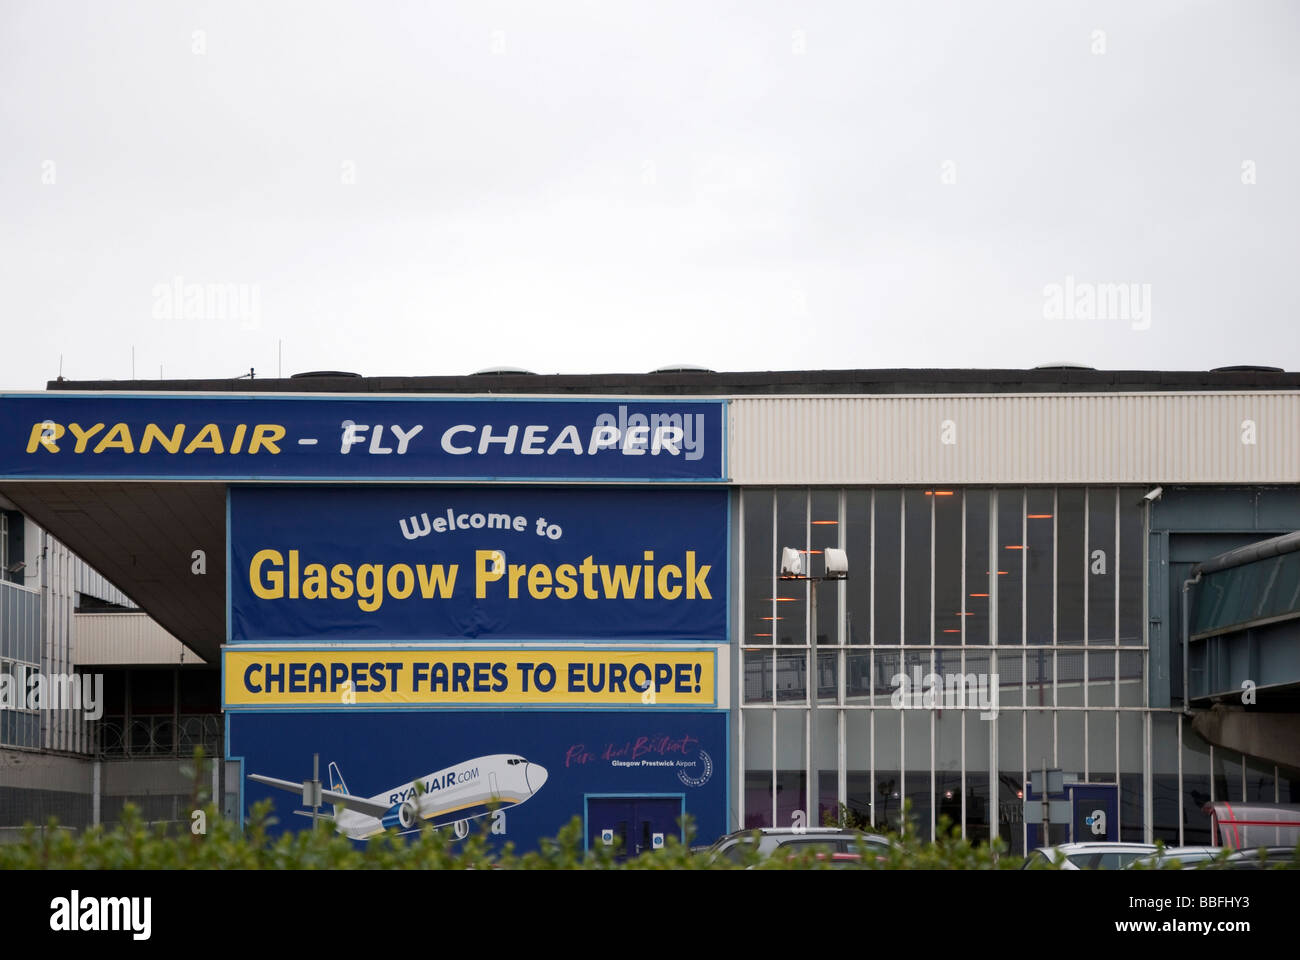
[248,773,394,819]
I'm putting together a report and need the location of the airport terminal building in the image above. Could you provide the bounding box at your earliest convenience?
[1,368,1298,854]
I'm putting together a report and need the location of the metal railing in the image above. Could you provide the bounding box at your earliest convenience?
[93,714,221,758]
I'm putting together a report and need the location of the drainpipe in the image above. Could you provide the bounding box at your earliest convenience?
[1181,572,1201,716]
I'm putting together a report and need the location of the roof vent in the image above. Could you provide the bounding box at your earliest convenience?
[1210,365,1284,373]
[1032,361,1095,370]
[650,364,716,374]
[472,366,537,376]
[290,370,363,379]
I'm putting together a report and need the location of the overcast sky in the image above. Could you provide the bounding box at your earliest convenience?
[1,1,1297,388]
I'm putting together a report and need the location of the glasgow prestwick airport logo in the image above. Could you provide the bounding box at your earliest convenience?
[677,749,713,787]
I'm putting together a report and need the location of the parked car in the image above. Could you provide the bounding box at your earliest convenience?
[702,827,892,866]
[1206,846,1300,869]
[1125,845,1222,869]
[1022,842,1158,870]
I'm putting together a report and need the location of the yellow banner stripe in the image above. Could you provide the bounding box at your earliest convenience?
[224,649,714,707]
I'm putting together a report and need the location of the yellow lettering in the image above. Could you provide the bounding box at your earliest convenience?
[183,423,224,455]
[387,564,415,600]
[140,423,184,454]
[527,564,552,599]
[248,424,285,454]
[554,564,578,599]
[68,422,105,453]
[686,551,711,599]
[599,563,640,599]
[26,422,64,453]
[357,564,383,612]
[302,563,328,599]
[475,550,504,599]
[508,563,527,599]
[250,549,284,599]
[416,564,458,598]
[657,565,682,600]
[93,422,134,454]
[330,564,355,599]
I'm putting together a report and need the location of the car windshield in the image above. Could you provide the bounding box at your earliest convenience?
[1022,850,1054,869]
[1064,850,1151,869]
[720,839,755,863]
[846,838,889,853]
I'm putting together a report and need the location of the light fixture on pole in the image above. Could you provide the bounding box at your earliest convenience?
[778,545,848,826]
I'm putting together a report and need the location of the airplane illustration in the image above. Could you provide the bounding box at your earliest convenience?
[249,753,548,841]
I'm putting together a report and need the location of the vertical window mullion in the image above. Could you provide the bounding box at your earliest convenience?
[1113,487,1121,710]
[838,489,846,815]
[960,490,967,838]
[898,490,905,834]
[930,489,936,843]
[1084,487,1090,712]
[804,489,812,826]
[770,495,777,827]
[869,489,876,828]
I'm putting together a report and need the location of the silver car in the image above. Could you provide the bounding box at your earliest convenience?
[703,827,892,866]
[1126,845,1222,869]
[1022,842,1158,869]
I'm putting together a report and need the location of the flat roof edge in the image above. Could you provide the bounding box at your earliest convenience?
[38,367,1300,396]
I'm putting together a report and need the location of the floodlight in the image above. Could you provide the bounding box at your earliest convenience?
[823,548,848,579]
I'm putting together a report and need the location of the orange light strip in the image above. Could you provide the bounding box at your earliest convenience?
[811,520,838,525]
[760,617,783,621]
[924,491,956,496]
[1005,545,1025,550]
[970,593,990,598]
[942,629,960,633]
[763,598,800,602]
[1027,514,1053,519]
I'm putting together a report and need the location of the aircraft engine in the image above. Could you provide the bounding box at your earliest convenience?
[398,799,419,830]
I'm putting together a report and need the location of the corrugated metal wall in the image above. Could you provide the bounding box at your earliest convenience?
[74,613,201,665]
[5,517,132,755]
[42,533,88,754]
[730,393,1300,484]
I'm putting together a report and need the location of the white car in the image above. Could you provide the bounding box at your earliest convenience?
[703,827,892,865]
[1022,842,1158,870]
[1125,845,1222,869]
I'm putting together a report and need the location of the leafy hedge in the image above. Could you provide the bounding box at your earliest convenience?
[0,800,986,869]
[7,800,1295,869]
[2,753,1295,869]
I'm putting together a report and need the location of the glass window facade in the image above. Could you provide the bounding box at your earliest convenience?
[0,578,42,749]
[737,486,1282,853]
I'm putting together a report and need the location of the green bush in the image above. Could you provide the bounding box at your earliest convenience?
[3,762,1296,869]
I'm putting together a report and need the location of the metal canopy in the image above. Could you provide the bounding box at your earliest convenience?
[0,481,226,662]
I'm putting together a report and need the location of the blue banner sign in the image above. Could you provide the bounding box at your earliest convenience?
[0,394,725,481]
[229,709,728,852]
[229,486,728,643]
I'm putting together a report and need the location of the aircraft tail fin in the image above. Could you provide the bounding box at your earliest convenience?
[328,761,349,818]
